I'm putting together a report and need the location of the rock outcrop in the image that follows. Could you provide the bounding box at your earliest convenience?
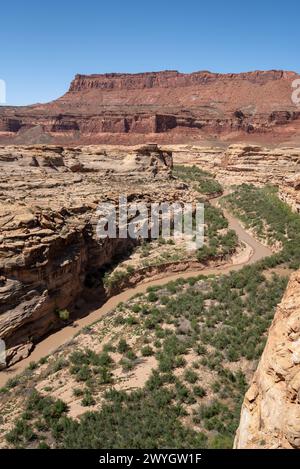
[172,144,300,212]
[235,269,300,448]
[0,144,188,366]
[0,70,300,145]
[218,145,300,212]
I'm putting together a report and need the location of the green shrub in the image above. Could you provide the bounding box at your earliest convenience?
[38,442,50,449]
[126,350,137,361]
[6,418,36,446]
[28,361,38,371]
[131,304,142,313]
[120,358,134,372]
[148,291,158,303]
[141,346,154,357]
[193,386,206,398]
[81,392,96,407]
[117,339,129,354]
[6,377,20,389]
[97,367,113,385]
[52,358,68,373]
[73,388,84,397]
[56,309,70,321]
[71,364,91,382]
[102,343,116,352]
[195,344,206,356]
[126,315,139,325]
[97,352,113,367]
[184,369,198,384]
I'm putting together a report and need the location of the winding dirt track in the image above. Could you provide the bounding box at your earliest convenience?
[0,202,272,387]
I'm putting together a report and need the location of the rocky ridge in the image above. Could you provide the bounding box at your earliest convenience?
[235,269,300,448]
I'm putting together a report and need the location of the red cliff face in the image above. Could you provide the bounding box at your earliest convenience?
[0,70,299,145]
[68,70,295,91]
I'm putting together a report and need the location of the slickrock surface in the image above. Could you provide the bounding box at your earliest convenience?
[0,70,300,145]
[172,144,300,212]
[0,144,193,366]
[235,269,300,448]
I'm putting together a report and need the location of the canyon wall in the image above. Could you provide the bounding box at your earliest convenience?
[220,145,300,212]
[172,144,300,212]
[235,269,300,448]
[0,144,190,366]
[0,70,299,145]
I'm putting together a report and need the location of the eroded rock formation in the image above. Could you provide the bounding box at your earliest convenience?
[172,144,300,212]
[0,70,300,145]
[235,269,300,448]
[0,144,189,366]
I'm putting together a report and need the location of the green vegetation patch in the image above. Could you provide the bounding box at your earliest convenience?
[224,184,300,269]
[173,165,222,195]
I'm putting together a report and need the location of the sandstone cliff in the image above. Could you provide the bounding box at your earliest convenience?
[0,144,191,366]
[172,144,300,212]
[0,70,299,145]
[235,269,300,448]
[218,144,300,212]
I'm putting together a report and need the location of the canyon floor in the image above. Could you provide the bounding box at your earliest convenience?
[0,142,300,448]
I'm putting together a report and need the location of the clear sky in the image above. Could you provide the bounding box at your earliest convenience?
[1,0,300,105]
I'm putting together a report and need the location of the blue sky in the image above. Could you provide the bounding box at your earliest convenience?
[1,0,300,105]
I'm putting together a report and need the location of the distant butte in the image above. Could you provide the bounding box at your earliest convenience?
[0,69,300,146]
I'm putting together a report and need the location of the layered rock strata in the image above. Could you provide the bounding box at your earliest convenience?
[172,144,300,212]
[0,70,299,145]
[0,144,190,366]
[235,269,300,448]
